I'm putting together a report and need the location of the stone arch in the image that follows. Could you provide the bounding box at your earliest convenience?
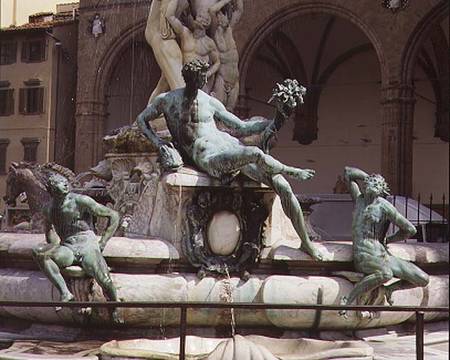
[401,2,449,196]
[93,19,148,104]
[239,2,388,92]
[400,1,449,85]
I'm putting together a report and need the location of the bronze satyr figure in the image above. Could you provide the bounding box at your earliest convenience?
[137,59,327,261]
[339,167,429,317]
[32,173,122,323]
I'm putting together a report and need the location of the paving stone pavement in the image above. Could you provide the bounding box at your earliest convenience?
[361,321,449,360]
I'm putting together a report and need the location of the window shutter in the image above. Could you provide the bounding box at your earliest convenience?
[10,42,17,64]
[37,87,44,113]
[0,139,10,174]
[41,40,47,61]
[21,42,29,62]
[19,88,27,114]
[21,138,39,163]
[0,91,5,115]
[7,89,14,115]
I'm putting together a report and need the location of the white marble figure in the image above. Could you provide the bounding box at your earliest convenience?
[91,14,104,38]
[190,0,222,19]
[166,0,220,92]
[209,0,243,110]
[388,0,402,9]
[145,0,190,103]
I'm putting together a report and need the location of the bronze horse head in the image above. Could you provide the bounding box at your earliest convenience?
[3,162,48,211]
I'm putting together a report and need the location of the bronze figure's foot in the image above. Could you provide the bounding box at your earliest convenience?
[384,286,395,306]
[56,292,75,312]
[78,306,92,317]
[358,310,379,319]
[338,296,349,319]
[112,309,125,325]
[301,245,331,262]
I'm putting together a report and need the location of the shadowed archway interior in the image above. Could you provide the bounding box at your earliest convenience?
[105,35,160,136]
[244,13,382,194]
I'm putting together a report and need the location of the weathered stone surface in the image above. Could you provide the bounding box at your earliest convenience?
[0,339,100,359]
[0,234,180,265]
[1,232,447,268]
[262,275,449,329]
[163,166,269,188]
[103,125,160,154]
[186,275,270,327]
[147,167,273,258]
[102,237,180,264]
[100,335,374,360]
[0,271,447,329]
[267,242,449,265]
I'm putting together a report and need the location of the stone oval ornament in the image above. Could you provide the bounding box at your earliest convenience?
[207,210,241,256]
[183,190,268,277]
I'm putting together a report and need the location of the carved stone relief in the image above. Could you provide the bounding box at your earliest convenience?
[182,189,268,277]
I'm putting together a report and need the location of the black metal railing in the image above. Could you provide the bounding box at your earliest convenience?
[0,301,448,360]
[388,194,449,242]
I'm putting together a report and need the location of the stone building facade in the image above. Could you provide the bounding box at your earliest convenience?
[74,0,448,196]
[0,5,79,212]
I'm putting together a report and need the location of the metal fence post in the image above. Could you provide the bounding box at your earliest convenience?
[179,306,187,360]
[416,311,424,360]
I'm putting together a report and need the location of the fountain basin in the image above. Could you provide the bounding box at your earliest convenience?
[100,335,374,360]
[0,234,447,272]
[0,270,447,329]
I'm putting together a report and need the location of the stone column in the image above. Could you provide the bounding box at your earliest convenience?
[235,88,250,119]
[380,84,416,196]
[74,100,107,173]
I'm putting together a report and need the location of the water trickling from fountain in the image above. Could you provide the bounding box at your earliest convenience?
[223,266,236,337]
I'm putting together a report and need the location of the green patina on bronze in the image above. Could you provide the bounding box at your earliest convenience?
[137,59,327,261]
[339,166,429,317]
[32,173,122,323]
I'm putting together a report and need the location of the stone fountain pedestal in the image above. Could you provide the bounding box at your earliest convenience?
[0,232,447,329]
[100,335,374,360]
[0,153,448,359]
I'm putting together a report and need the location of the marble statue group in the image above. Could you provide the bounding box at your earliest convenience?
[24,0,431,324]
[146,0,242,110]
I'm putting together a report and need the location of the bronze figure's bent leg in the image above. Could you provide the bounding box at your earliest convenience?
[32,244,75,302]
[240,165,326,261]
[81,247,117,301]
[384,256,430,303]
[205,145,313,182]
[339,267,394,318]
[344,268,394,307]
[80,245,123,324]
[205,145,283,177]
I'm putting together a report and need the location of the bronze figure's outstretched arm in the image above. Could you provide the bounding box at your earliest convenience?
[344,166,369,201]
[211,96,270,137]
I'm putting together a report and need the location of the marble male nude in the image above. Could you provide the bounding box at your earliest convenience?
[145,0,190,102]
[166,0,220,91]
[209,0,243,110]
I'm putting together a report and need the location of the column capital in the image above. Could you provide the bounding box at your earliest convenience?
[75,100,108,119]
[380,84,416,105]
